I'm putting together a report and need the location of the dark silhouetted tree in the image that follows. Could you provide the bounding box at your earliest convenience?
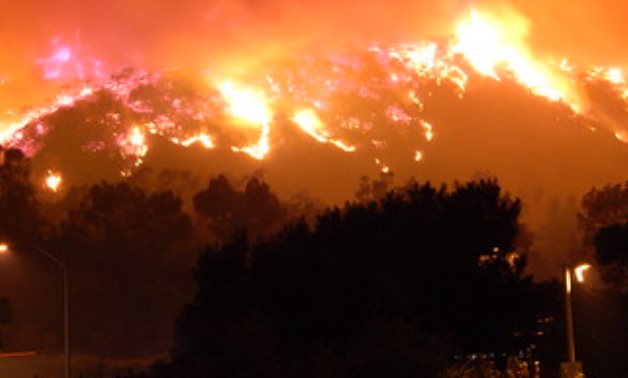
[593,223,628,287]
[0,148,41,244]
[193,175,287,240]
[355,171,394,203]
[156,179,550,378]
[52,182,195,357]
[579,181,628,286]
[578,182,628,250]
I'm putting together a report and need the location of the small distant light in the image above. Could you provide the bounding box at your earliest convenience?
[45,171,63,193]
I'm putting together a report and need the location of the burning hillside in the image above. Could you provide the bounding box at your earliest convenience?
[0,4,627,273]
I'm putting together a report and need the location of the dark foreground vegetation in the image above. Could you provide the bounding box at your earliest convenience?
[0,148,626,377]
[144,179,559,378]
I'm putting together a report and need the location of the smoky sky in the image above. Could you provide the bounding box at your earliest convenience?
[2,0,627,75]
[1,0,627,114]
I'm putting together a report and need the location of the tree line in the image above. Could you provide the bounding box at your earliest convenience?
[0,147,626,377]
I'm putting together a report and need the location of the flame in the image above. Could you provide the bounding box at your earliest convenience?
[605,68,624,85]
[0,5,625,181]
[230,124,271,160]
[292,109,356,152]
[454,9,578,110]
[293,109,329,143]
[420,120,434,142]
[129,127,145,147]
[175,133,215,149]
[615,131,628,143]
[0,85,95,147]
[218,80,272,126]
[374,158,391,174]
[119,126,149,167]
[217,80,273,159]
[45,171,63,192]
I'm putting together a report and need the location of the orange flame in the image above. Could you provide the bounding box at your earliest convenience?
[218,80,272,159]
[292,109,356,152]
[454,8,579,111]
[45,171,62,192]
[175,133,215,149]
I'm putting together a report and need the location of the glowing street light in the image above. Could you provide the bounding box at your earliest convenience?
[562,263,591,378]
[574,264,591,283]
[0,243,70,378]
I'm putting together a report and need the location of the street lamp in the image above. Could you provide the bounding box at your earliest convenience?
[561,263,591,378]
[0,243,70,378]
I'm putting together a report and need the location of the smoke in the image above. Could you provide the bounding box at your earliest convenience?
[2,1,626,69]
[509,0,628,66]
[0,0,460,72]
[1,0,626,110]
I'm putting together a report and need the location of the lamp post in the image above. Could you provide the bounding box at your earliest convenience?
[561,263,590,378]
[0,243,70,378]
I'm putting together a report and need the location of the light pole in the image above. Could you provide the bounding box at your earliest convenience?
[561,263,590,378]
[0,243,70,378]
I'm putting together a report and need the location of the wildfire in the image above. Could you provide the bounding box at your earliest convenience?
[45,171,63,192]
[0,85,95,149]
[218,80,273,159]
[0,6,625,180]
[128,127,148,157]
[605,68,624,85]
[218,81,273,126]
[175,133,215,149]
[453,9,577,109]
[230,124,271,160]
[420,121,434,143]
[292,109,356,152]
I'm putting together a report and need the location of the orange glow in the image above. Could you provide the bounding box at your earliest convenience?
[123,126,149,166]
[615,131,628,143]
[217,80,273,159]
[374,158,391,174]
[292,109,356,152]
[0,243,8,254]
[293,109,329,143]
[0,85,95,145]
[420,120,434,142]
[129,127,145,147]
[454,9,578,110]
[230,124,271,160]
[176,133,215,149]
[218,80,272,127]
[0,2,624,183]
[605,68,624,85]
[45,171,62,192]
